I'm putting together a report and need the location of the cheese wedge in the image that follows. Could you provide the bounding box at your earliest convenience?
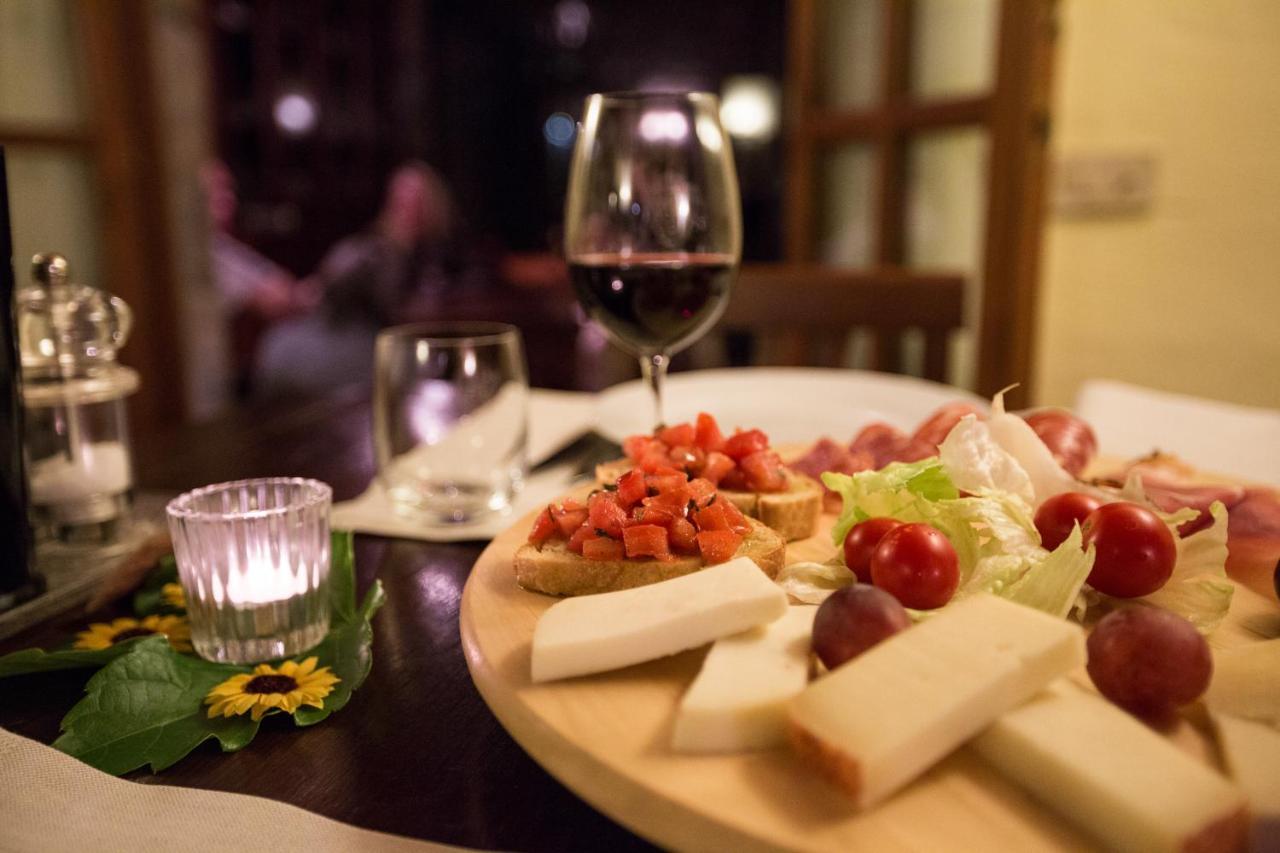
[530,557,788,683]
[1205,638,1280,729]
[787,593,1083,808]
[1213,712,1280,849]
[973,685,1247,853]
[673,606,817,753]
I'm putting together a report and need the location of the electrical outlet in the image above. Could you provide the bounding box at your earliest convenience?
[1052,152,1156,217]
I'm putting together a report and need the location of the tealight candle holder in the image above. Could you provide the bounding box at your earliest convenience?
[166,478,332,664]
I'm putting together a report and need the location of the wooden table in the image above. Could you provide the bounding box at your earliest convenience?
[0,390,655,853]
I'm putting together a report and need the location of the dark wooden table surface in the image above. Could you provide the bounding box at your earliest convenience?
[0,388,656,852]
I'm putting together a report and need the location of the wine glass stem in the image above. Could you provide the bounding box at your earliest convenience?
[640,352,670,427]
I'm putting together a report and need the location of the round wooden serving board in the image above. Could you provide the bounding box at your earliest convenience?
[460,503,1279,852]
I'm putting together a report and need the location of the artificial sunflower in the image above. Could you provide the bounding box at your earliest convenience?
[74,614,193,653]
[161,582,186,610]
[205,657,340,721]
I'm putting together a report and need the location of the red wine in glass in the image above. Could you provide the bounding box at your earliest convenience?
[569,252,735,356]
[564,92,742,427]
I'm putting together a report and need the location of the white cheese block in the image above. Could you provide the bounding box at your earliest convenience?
[1205,638,1280,729]
[1213,712,1280,849]
[787,593,1083,808]
[973,684,1247,853]
[530,557,788,683]
[672,606,817,753]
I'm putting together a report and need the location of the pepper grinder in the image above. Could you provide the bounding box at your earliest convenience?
[16,252,140,548]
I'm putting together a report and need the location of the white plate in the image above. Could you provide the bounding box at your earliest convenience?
[594,367,985,446]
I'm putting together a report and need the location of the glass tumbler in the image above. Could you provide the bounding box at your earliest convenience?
[374,322,528,523]
[166,478,332,664]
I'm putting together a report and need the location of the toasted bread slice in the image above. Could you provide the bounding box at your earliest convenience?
[514,517,786,597]
[595,458,823,542]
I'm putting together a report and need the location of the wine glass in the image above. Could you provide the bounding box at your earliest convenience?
[565,91,742,427]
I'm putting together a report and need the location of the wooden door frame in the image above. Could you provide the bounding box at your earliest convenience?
[784,0,1057,408]
[80,0,187,431]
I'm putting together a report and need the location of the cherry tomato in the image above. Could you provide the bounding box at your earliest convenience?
[842,517,903,583]
[870,523,959,609]
[1034,492,1103,550]
[1081,502,1177,598]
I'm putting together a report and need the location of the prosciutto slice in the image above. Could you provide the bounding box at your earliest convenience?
[789,437,873,512]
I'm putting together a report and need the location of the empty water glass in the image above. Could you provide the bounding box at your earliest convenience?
[374,322,528,523]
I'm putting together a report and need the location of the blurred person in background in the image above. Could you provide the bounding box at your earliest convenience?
[200,160,315,399]
[255,161,473,397]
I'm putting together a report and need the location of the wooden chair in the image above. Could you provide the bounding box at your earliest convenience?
[714,264,966,382]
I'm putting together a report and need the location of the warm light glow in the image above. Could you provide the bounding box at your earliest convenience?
[720,76,779,141]
[638,110,689,142]
[273,91,319,136]
[553,0,590,48]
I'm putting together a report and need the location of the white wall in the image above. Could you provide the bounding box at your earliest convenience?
[1035,0,1280,409]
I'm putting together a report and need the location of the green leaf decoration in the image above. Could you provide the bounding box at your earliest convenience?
[53,637,258,775]
[294,579,385,726]
[0,639,151,679]
[132,555,181,616]
[5,529,383,774]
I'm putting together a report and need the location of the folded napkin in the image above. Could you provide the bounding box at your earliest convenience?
[332,389,595,542]
[331,463,582,542]
[1075,379,1280,484]
[0,727,468,853]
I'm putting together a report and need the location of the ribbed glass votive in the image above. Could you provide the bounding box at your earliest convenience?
[166,478,332,664]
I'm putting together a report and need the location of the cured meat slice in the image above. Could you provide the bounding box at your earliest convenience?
[1022,409,1099,477]
[850,423,909,470]
[911,402,986,448]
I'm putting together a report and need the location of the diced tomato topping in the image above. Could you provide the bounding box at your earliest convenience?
[615,469,647,508]
[553,507,589,537]
[686,477,716,506]
[696,529,742,564]
[645,479,691,510]
[528,508,557,546]
[723,428,770,461]
[700,451,735,486]
[582,536,624,561]
[588,491,627,538]
[669,518,699,553]
[657,422,696,448]
[666,444,704,472]
[694,501,732,531]
[623,524,671,559]
[718,468,748,491]
[646,471,688,495]
[740,450,788,493]
[567,525,598,554]
[694,412,725,453]
[623,434,659,462]
[719,497,751,534]
[630,504,678,529]
[639,449,672,473]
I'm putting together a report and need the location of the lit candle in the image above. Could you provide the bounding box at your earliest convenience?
[167,478,331,664]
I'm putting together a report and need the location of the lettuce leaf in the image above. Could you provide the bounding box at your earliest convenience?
[1002,526,1096,619]
[937,415,1035,503]
[775,560,852,605]
[1140,501,1234,633]
[822,459,958,547]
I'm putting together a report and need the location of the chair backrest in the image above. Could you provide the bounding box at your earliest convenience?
[715,264,966,382]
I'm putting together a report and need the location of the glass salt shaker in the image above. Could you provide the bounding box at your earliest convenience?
[16,252,140,547]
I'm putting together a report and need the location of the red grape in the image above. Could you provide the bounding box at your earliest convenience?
[870,522,960,610]
[1034,492,1103,551]
[1086,607,1212,719]
[842,517,904,583]
[1081,502,1177,598]
[811,585,911,670]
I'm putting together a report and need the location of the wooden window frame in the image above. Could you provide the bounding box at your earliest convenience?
[784,0,1057,408]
